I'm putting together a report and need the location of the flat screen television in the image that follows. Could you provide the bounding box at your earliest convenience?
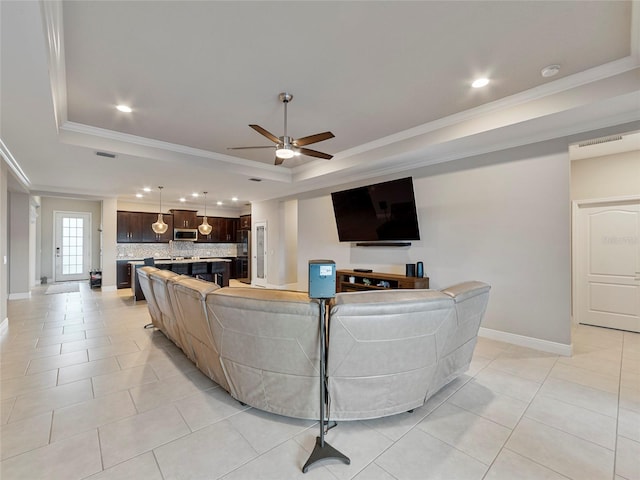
[331,177,420,242]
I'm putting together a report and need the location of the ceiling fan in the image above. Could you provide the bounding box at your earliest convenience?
[228,92,334,165]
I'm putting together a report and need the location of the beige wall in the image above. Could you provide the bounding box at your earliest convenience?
[571,150,640,200]
[0,162,7,322]
[296,141,572,346]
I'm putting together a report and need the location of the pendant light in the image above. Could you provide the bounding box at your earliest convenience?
[198,191,213,236]
[151,186,169,234]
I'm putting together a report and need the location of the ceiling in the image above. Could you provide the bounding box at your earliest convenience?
[1,1,639,209]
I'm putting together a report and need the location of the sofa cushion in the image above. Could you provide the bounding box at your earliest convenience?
[328,289,456,420]
[206,287,321,419]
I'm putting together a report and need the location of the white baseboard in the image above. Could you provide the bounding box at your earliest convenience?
[8,292,31,300]
[0,318,8,335]
[479,327,572,357]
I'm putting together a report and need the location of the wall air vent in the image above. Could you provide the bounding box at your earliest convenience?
[577,135,623,148]
[96,151,117,158]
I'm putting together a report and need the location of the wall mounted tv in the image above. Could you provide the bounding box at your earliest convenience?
[331,177,421,242]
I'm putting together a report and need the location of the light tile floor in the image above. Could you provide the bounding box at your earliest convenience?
[1,283,639,479]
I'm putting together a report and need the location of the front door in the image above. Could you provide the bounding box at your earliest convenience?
[54,211,91,282]
[575,199,640,332]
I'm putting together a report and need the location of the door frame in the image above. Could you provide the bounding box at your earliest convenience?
[53,210,92,283]
[571,194,640,325]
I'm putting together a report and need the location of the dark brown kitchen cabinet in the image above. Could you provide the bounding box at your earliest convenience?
[240,214,251,230]
[116,260,132,288]
[117,211,173,243]
[170,209,198,229]
[141,213,173,243]
[196,216,213,242]
[117,211,143,243]
[222,218,238,242]
[195,217,238,243]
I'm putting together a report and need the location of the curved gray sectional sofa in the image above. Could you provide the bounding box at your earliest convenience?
[137,266,490,421]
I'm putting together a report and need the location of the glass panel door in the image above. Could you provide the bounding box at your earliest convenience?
[55,212,91,282]
[254,221,267,287]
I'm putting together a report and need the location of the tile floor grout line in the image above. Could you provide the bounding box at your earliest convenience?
[612,332,626,480]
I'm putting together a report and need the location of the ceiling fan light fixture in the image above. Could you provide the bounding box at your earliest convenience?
[275,146,295,159]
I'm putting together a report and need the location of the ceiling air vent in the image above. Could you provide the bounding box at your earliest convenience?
[96,151,116,158]
[577,135,623,148]
[249,178,262,182]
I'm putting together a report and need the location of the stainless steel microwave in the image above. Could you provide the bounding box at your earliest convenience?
[174,228,198,241]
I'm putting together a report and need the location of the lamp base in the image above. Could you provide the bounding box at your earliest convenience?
[302,436,350,473]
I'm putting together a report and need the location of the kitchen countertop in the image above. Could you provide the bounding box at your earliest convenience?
[128,257,232,265]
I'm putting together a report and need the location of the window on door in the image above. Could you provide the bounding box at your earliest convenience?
[55,212,91,282]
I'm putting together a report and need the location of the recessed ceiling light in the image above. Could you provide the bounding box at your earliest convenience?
[192,193,199,197]
[116,105,132,113]
[471,78,490,88]
[179,197,186,202]
[216,201,223,206]
[541,64,561,78]
[135,193,143,198]
[231,197,238,202]
[143,187,151,192]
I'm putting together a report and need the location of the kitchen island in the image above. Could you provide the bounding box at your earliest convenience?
[129,258,232,301]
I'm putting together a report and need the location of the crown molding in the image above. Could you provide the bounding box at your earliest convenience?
[40,0,67,132]
[0,138,31,189]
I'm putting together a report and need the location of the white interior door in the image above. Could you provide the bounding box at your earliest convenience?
[254,221,267,287]
[576,200,640,332]
[54,212,91,282]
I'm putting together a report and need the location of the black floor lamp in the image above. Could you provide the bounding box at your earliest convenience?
[303,260,350,473]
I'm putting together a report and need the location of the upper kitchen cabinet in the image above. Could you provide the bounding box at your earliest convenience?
[142,212,174,243]
[117,211,173,243]
[240,214,251,230]
[196,217,239,243]
[170,209,198,229]
[117,211,143,243]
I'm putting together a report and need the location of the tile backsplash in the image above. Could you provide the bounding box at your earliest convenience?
[116,242,239,259]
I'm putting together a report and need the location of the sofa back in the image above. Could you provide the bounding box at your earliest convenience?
[169,277,224,387]
[429,281,491,394]
[137,267,162,329]
[148,270,183,348]
[328,289,456,420]
[206,287,321,419]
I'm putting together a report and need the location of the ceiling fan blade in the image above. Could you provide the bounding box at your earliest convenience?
[249,124,280,144]
[297,147,333,160]
[294,131,335,147]
[274,156,284,166]
[227,146,274,150]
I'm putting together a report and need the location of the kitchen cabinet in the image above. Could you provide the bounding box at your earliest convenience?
[116,260,132,288]
[117,211,173,243]
[240,214,251,230]
[142,212,173,243]
[170,209,198,229]
[117,211,143,243]
[197,217,238,243]
[196,216,213,242]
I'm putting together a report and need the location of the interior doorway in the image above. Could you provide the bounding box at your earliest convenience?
[54,211,91,282]
[573,198,640,332]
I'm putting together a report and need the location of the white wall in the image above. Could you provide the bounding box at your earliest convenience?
[8,191,30,296]
[571,150,640,200]
[0,162,8,323]
[101,198,118,289]
[296,141,572,346]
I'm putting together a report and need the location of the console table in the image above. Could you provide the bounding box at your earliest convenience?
[336,269,429,292]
